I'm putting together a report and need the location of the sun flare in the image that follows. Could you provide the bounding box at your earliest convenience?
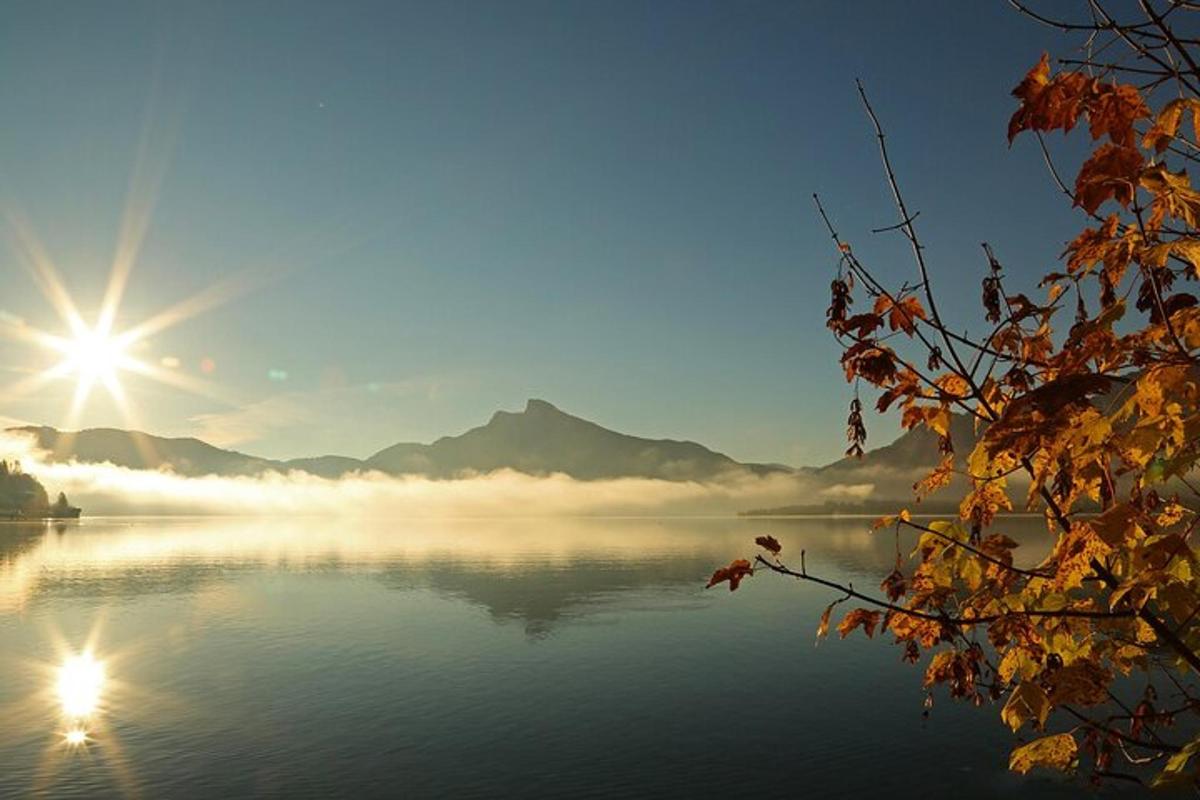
[0,212,250,430]
[63,326,130,381]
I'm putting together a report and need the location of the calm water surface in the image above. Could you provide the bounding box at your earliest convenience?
[0,516,1138,798]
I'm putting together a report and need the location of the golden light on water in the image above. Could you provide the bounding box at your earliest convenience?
[57,651,105,718]
[62,728,88,747]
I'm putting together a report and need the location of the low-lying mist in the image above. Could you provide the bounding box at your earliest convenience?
[2,432,810,517]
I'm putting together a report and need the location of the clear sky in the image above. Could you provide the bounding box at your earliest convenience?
[0,1,1086,465]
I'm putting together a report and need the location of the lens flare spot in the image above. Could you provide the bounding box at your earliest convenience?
[57,651,105,718]
[63,728,89,747]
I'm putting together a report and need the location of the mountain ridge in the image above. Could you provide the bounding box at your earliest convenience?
[8,399,792,483]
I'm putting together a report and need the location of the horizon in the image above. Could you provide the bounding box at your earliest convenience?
[5,3,1200,796]
[0,1,1071,466]
[3,395,817,466]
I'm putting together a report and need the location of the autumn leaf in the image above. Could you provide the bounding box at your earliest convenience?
[873,294,927,336]
[1141,163,1200,230]
[706,559,753,592]
[1045,662,1112,707]
[1087,82,1150,147]
[1001,682,1051,732]
[1073,143,1143,214]
[837,608,882,639]
[1008,734,1078,774]
[754,535,782,556]
[1008,55,1093,143]
[915,454,955,500]
[815,601,835,646]
[1143,97,1189,153]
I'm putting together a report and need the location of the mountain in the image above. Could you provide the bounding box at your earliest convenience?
[12,426,282,477]
[6,399,789,482]
[367,398,787,481]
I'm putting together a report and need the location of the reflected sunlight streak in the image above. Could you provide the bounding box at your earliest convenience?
[57,651,105,719]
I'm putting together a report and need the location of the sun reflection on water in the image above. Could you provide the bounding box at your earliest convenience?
[62,728,88,747]
[57,650,105,719]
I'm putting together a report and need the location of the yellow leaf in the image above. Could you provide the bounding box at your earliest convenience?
[998,648,1039,683]
[1001,681,1050,732]
[1009,733,1078,774]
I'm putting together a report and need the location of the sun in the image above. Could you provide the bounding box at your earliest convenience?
[0,208,258,431]
[64,326,130,382]
[55,323,136,399]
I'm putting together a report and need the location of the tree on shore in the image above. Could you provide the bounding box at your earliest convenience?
[714,2,1200,787]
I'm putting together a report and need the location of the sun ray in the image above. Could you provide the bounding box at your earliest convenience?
[96,71,180,338]
[0,316,71,354]
[0,360,77,406]
[117,264,278,346]
[120,357,242,407]
[2,212,87,337]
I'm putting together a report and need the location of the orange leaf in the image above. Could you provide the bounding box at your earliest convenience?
[1073,144,1143,214]
[816,601,835,645]
[1143,98,1188,153]
[1087,83,1150,147]
[706,559,753,592]
[837,608,882,639]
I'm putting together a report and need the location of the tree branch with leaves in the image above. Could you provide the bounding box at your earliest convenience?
[713,1,1200,788]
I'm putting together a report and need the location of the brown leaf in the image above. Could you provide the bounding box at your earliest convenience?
[754,535,782,556]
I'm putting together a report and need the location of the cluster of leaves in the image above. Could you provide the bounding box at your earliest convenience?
[712,2,1200,787]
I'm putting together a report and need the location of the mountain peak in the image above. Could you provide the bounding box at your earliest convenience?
[523,398,560,415]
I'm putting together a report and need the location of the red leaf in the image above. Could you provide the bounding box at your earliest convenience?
[706,559,754,592]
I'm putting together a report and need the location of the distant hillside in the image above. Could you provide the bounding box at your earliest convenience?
[743,413,982,516]
[367,399,788,481]
[13,426,282,477]
[7,400,790,483]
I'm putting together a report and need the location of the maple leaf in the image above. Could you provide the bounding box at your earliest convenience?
[1008,734,1078,774]
[1143,98,1189,153]
[754,535,782,556]
[915,454,955,500]
[706,559,753,592]
[1073,144,1143,214]
[1001,681,1051,732]
[1087,82,1150,147]
[837,608,882,639]
[1045,662,1111,708]
[873,294,927,336]
[1008,53,1052,144]
[1141,163,1200,230]
[1008,55,1093,143]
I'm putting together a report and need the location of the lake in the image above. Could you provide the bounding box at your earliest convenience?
[0,515,1138,798]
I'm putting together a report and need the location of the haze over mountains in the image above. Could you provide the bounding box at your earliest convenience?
[9,398,962,512]
[12,399,790,482]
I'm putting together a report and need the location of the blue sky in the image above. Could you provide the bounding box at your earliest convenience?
[0,1,1087,464]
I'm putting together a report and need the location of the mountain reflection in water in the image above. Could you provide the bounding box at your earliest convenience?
[0,515,1105,800]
